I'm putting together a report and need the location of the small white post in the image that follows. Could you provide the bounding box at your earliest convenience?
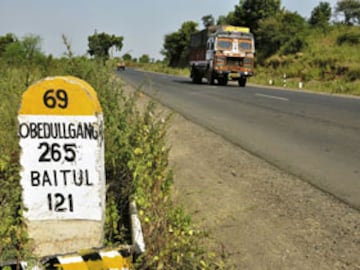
[129,201,146,254]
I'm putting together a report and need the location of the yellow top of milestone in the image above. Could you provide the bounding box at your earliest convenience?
[18,76,102,115]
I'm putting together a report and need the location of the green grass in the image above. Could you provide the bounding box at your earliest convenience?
[128,61,190,77]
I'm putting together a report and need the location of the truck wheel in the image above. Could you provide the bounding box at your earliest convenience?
[191,68,202,84]
[218,77,228,86]
[238,77,247,87]
[207,73,215,85]
[192,73,202,84]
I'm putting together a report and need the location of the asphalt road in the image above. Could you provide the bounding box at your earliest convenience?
[118,68,360,209]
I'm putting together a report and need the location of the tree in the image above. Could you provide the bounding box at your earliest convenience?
[218,11,236,26]
[139,54,150,63]
[336,0,360,24]
[162,31,184,67]
[0,33,17,56]
[230,0,281,33]
[216,15,229,25]
[22,34,43,60]
[1,34,45,86]
[122,53,132,61]
[309,2,332,27]
[202,15,215,28]
[256,10,308,61]
[162,21,198,67]
[87,31,123,60]
[2,34,43,65]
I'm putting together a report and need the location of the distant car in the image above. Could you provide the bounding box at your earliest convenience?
[117,61,126,71]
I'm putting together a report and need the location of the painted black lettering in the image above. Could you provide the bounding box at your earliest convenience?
[54,193,66,212]
[42,171,52,186]
[18,123,29,138]
[30,122,38,138]
[60,169,71,186]
[38,143,76,162]
[47,193,74,212]
[38,142,51,162]
[30,171,40,186]
[64,143,76,162]
[43,89,68,109]
[56,89,68,109]
[43,89,56,108]
[85,170,93,186]
[73,170,83,186]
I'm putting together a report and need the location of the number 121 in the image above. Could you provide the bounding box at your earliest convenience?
[47,193,74,212]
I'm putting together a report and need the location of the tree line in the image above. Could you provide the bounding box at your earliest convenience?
[162,0,360,67]
[0,30,153,66]
[1,0,358,68]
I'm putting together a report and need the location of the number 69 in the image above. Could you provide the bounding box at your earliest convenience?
[43,89,68,109]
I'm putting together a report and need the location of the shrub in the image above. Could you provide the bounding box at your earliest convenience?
[280,36,308,55]
[337,31,360,46]
[0,66,35,262]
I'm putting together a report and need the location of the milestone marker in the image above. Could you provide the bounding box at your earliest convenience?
[18,76,105,256]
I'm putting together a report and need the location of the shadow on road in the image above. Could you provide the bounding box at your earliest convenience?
[171,79,240,88]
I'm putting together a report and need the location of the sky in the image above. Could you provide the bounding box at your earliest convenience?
[0,0,338,60]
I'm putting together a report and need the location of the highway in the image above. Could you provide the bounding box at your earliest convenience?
[118,68,360,209]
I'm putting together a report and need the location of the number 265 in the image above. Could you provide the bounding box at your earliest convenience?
[38,143,76,162]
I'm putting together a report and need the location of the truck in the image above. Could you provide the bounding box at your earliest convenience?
[189,25,255,87]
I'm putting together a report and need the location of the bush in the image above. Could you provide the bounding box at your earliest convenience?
[337,31,360,46]
[0,65,37,262]
[280,36,308,55]
[345,66,360,81]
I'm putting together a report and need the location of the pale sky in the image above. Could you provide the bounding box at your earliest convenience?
[0,0,338,60]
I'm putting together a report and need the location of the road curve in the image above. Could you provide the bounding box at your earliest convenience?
[118,68,360,209]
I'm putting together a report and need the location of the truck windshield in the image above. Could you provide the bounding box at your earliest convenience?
[239,40,252,51]
[217,40,232,50]
[217,38,253,52]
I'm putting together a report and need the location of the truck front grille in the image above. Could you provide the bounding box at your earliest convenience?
[226,57,242,66]
[226,57,253,69]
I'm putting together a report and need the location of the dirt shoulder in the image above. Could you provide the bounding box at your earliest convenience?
[167,112,360,270]
[132,85,360,270]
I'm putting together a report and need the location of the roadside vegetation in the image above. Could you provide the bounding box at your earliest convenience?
[0,36,225,268]
[129,61,190,77]
[252,25,360,94]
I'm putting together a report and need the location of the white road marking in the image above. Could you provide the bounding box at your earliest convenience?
[255,93,289,101]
